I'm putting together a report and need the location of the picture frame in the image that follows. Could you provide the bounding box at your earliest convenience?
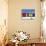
[21,9,35,20]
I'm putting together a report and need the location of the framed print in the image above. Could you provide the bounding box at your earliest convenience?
[21,9,35,20]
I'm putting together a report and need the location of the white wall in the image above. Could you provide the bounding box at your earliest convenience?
[8,0,41,39]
